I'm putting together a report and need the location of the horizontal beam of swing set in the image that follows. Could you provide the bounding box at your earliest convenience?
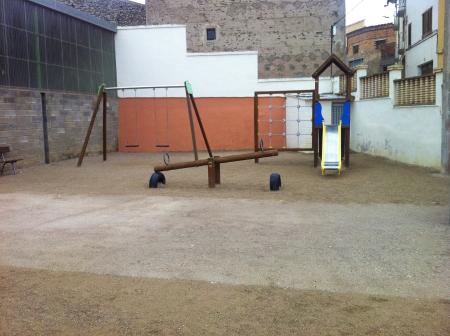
[104,85,185,91]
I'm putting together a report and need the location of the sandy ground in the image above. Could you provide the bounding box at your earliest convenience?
[1,266,449,336]
[0,152,449,335]
[0,151,448,205]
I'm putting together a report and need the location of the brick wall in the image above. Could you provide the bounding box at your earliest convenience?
[0,87,118,167]
[57,0,146,26]
[146,0,346,79]
[347,24,396,75]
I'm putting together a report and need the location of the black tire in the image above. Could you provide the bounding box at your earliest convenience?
[149,172,166,188]
[157,172,166,185]
[269,173,281,191]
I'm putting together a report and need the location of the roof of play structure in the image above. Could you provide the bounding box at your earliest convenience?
[312,53,355,79]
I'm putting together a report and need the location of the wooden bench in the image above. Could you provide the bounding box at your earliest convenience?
[0,146,23,175]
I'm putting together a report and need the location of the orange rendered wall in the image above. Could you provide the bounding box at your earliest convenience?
[118,97,285,152]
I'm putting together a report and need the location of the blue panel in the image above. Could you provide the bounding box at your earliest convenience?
[314,102,324,127]
[342,101,351,126]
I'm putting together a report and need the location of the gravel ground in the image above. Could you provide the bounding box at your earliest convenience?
[0,151,447,205]
[1,266,449,336]
[0,152,449,335]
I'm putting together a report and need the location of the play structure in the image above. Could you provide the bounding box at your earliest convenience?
[150,81,278,188]
[77,81,277,188]
[78,54,352,186]
[254,54,354,174]
[312,54,354,174]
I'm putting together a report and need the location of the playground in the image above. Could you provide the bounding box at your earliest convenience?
[1,51,449,334]
[1,2,449,334]
[1,151,449,335]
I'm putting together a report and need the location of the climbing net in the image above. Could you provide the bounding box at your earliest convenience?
[254,90,315,152]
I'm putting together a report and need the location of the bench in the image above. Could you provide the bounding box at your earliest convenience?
[0,146,23,175]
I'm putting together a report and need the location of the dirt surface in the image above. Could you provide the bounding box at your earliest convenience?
[1,266,449,336]
[1,152,449,335]
[1,193,449,298]
[0,151,448,205]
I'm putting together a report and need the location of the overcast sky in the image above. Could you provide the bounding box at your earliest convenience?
[130,0,396,27]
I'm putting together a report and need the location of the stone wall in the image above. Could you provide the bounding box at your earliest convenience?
[146,0,345,79]
[57,0,146,26]
[0,87,118,167]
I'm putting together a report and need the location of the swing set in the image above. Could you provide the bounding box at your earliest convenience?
[77,83,186,167]
[77,81,278,188]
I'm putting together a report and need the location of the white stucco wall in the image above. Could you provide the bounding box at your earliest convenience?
[115,25,333,97]
[115,25,258,97]
[256,78,332,93]
[405,0,439,76]
[351,98,442,169]
[405,34,438,77]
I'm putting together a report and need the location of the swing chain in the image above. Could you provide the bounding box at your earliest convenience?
[259,139,264,151]
[163,152,170,166]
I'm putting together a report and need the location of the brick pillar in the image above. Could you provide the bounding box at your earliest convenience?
[387,64,404,104]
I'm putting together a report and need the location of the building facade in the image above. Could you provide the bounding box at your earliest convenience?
[394,0,448,171]
[346,23,396,75]
[57,0,146,26]
[398,0,445,76]
[346,20,365,35]
[146,0,346,79]
[0,0,118,166]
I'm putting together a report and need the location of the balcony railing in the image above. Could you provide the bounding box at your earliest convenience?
[360,73,389,99]
[394,74,435,106]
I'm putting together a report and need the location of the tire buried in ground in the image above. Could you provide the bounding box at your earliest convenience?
[270,173,281,191]
[149,172,166,188]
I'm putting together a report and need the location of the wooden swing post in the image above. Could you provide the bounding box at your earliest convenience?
[184,81,199,160]
[77,84,106,167]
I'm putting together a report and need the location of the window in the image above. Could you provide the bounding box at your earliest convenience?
[352,44,359,54]
[206,28,216,41]
[422,8,432,37]
[407,23,412,47]
[349,58,364,68]
[374,39,386,49]
[419,61,433,76]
